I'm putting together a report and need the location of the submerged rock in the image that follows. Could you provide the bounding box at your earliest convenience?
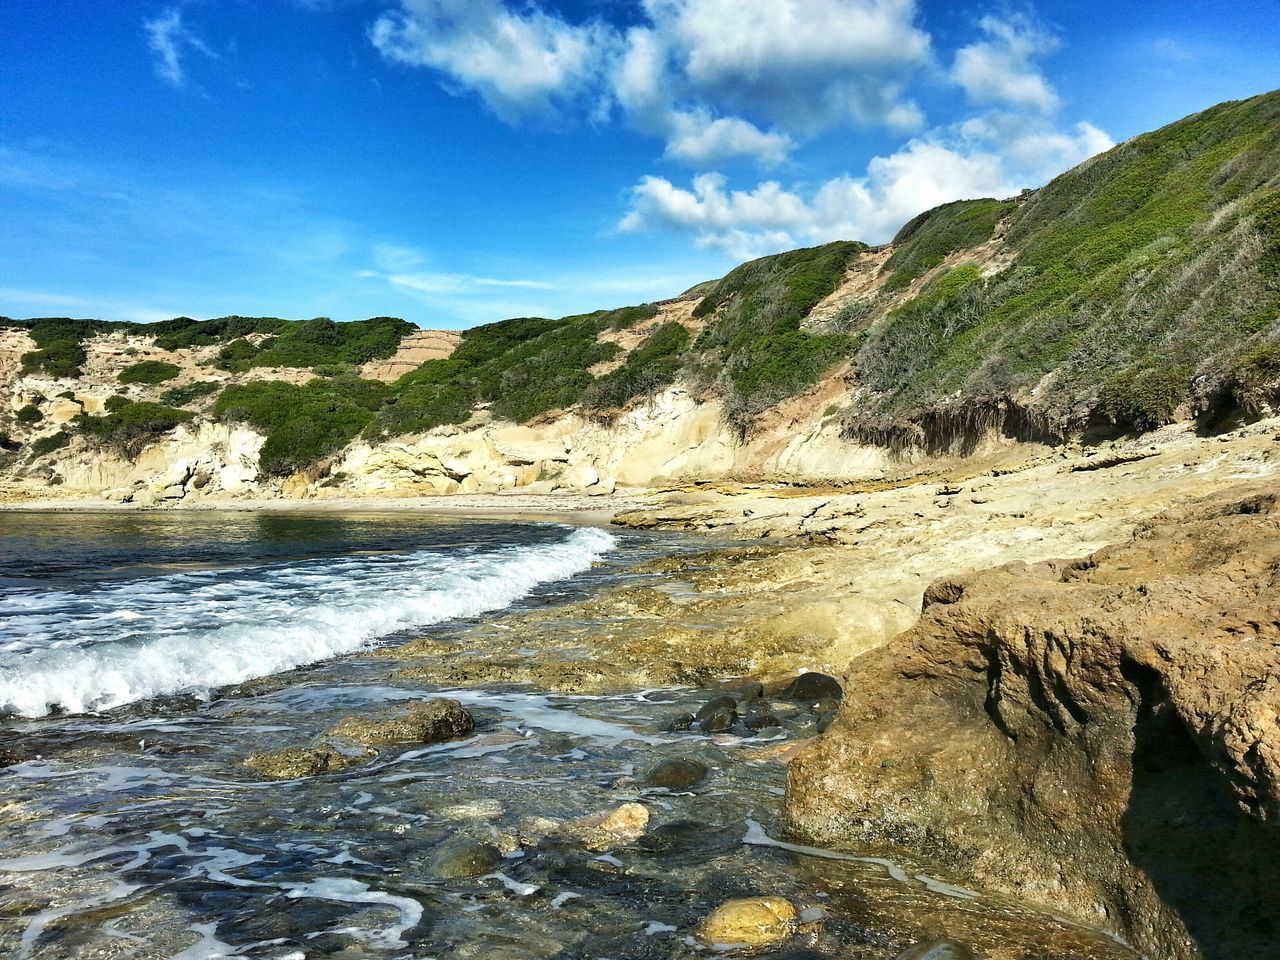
[565,802,650,852]
[663,711,695,732]
[895,941,978,960]
[646,758,708,789]
[329,697,474,747]
[243,745,373,780]
[430,838,503,879]
[698,896,799,949]
[698,704,737,733]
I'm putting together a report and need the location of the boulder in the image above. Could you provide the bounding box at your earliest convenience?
[243,745,374,780]
[646,758,708,789]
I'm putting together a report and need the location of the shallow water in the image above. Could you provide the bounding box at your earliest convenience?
[0,512,1139,959]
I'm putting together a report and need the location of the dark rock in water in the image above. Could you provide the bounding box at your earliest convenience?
[814,711,837,734]
[721,681,764,701]
[894,940,978,960]
[636,820,737,858]
[809,697,839,716]
[0,747,27,768]
[695,695,738,722]
[330,697,474,747]
[646,758,708,789]
[430,839,502,879]
[663,712,695,732]
[699,705,737,733]
[743,706,781,731]
[782,672,842,702]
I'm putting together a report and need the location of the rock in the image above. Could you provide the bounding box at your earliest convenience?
[814,710,837,734]
[243,745,373,780]
[565,802,650,852]
[743,706,781,731]
[698,897,799,949]
[786,488,1280,960]
[329,698,474,747]
[781,672,842,703]
[695,695,738,721]
[895,941,977,960]
[663,712,695,732]
[809,697,839,716]
[646,758,708,789]
[0,747,27,768]
[430,839,502,879]
[698,704,737,733]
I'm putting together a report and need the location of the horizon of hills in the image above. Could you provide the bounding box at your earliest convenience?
[3,88,1278,479]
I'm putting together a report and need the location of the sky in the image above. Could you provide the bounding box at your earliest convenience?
[1,1,1277,330]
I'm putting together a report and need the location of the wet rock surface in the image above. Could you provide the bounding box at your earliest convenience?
[787,486,1280,960]
[242,743,375,780]
[329,697,474,746]
[699,896,801,949]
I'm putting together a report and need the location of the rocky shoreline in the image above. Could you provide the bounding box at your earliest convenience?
[2,417,1278,959]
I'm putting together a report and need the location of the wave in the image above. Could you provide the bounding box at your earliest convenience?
[0,527,616,718]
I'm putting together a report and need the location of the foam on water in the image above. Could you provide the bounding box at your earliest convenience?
[0,527,616,718]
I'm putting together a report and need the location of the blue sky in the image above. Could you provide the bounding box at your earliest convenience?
[2,1,1277,329]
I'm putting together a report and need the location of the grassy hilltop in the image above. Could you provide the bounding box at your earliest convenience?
[4,90,1278,476]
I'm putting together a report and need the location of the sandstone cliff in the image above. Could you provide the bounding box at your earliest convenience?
[785,488,1280,960]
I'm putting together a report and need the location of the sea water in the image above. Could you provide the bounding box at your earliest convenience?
[0,511,1139,959]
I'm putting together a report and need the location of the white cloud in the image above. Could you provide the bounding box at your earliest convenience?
[619,122,1115,260]
[144,7,215,89]
[369,0,615,123]
[369,0,931,165]
[952,14,1060,113]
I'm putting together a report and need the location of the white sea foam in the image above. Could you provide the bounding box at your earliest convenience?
[0,527,616,718]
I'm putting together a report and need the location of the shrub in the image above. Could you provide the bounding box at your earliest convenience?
[75,402,194,457]
[880,198,1016,291]
[15,404,43,424]
[118,360,181,385]
[21,338,87,378]
[214,379,378,476]
[104,394,133,412]
[159,381,221,407]
[29,431,71,457]
[582,322,690,410]
[1099,361,1193,430]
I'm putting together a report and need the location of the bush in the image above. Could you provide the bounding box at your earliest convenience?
[583,322,690,410]
[214,380,379,476]
[880,198,1016,291]
[29,431,71,457]
[104,394,133,412]
[1099,361,1193,430]
[159,381,221,407]
[21,338,87,378]
[75,402,193,457]
[118,360,181,385]
[15,404,43,424]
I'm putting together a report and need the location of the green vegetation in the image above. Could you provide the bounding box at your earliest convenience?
[15,404,43,424]
[73,401,194,457]
[583,322,690,410]
[118,360,181,385]
[691,241,866,412]
[880,198,1016,292]
[854,90,1280,434]
[159,380,221,407]
[150,316,290,351]
[14,318,116,378]
[29,431,71,458]
[214,378,388,476]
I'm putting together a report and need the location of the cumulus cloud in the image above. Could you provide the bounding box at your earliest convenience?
[144,7,215,89]
[952,14,1060,113]
[369,0,615,123]
[370,0,931,164]
[620,115,1115,261]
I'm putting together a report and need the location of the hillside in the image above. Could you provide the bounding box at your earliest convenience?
[2,91,1278,502]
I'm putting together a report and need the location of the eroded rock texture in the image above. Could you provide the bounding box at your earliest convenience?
[786,486,1280,960]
